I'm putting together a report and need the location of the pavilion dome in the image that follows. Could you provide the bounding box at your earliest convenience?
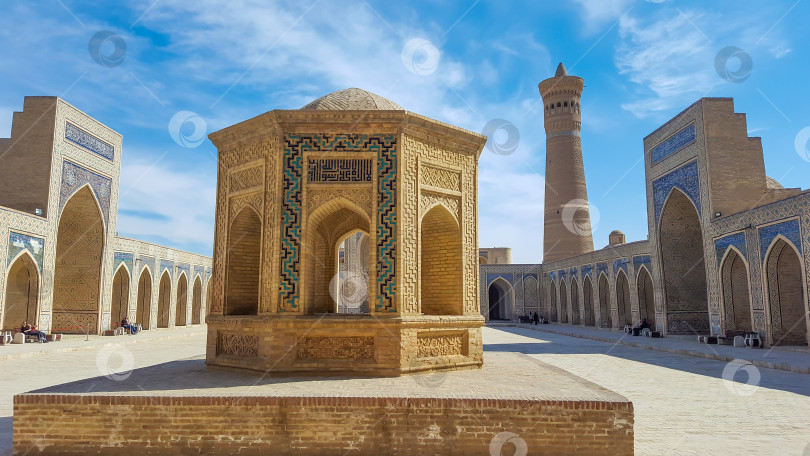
[300,88,403,111]
[765,176,784,189]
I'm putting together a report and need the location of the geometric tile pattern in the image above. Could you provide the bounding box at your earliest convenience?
[160,260,174,279]
[651,123,695,163]
[59,161,112,225]
[653,160,700,223]
[714,232,747,267]
[113,252,134,277]
[612,258,629,278]
[279,134,397,313]
[758,219,802,261]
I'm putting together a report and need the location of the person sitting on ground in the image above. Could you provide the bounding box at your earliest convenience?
[120,317,138,335]
[21,321,47,343]
[532,312,540,325]
[635,318,651,330]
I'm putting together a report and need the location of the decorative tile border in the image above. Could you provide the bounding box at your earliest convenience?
[64,122,114,161]
[651,123,696,163]
[7,232,45,270]
[160,259,174,279]
[613,258,629,277]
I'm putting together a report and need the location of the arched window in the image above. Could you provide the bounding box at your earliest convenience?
[421,205,463,315]
[225,207,262,315]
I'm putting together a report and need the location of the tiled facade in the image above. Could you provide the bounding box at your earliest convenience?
[482,96,810,347]
[0,97,212,334]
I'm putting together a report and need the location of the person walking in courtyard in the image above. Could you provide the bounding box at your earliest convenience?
[121,317,139,335]
[21,321,47,343]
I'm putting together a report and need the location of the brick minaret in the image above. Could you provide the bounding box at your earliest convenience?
[539,63,594,262]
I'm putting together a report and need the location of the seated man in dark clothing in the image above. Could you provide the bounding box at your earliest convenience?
[635,318,651,330]
[21,321,47,343]
[121,317,139,335]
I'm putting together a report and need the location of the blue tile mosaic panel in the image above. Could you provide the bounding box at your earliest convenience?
[632,255,651,268]
[160,260,174,279]
[548,271,556,280]
[308,159,372,182]
[714,232,746,266]
[177,263,190,278]
[613,258,629,277]
[138,256,156,278]
[7,232,44,270]
[194,265,204,279]
[113,252,134,277]
[65,122,114,161]
[59,161,112,225]
[486,273,514,286]
[280,134,397,313]
[653,160,700,223]
[580,264,593,278]
[558,270,567,280]
[596,262,608,277]
[568,267,577,277]
[651,123,696,163]
[758,219,802,261]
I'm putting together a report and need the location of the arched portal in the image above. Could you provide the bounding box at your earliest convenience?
[549,280,558,322]
[659,188,709,335]
[136,268,152,330]
[157,272,171,328]
[306,200,371,315]
[175,273,188,326]
[583,275,595,326]
[636,266,656,330]
[52,186,104,334]
[487,278,512,321]
[335,232,370,314]
[420,205,463,315]
[3,253,39,330]
[110,265,129,329]
[571,277,580,325]
[616,271,632,326]
[765,239,807,346]
[560,281,568,323]
[226,207,261,316]
[599,274,611,328]
[192,276,202,324]
[720,249,752,333]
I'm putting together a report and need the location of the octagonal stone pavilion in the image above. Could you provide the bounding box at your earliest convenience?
[205,88,487,376]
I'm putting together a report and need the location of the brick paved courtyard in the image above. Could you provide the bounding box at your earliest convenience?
[2,326,809,455]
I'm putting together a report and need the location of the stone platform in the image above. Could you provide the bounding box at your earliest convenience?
[13,352,633,455]
[207,314,484,376]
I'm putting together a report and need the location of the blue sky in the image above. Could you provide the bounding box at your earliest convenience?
[1,0,808,263]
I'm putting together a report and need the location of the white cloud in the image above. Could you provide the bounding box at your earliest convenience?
[615,12,718,118]
[571,0,635,31]
[116,153,216,253]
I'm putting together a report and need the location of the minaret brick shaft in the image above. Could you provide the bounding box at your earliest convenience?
[539,63,594,262]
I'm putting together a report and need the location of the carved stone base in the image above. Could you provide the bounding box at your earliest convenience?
[205,314,484,376]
